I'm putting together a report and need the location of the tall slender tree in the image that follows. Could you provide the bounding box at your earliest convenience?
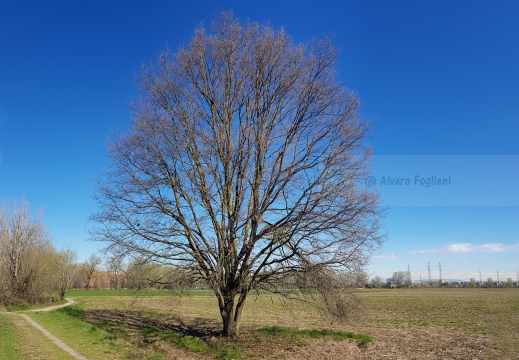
[83,253,102,290]
[54,248,78,300]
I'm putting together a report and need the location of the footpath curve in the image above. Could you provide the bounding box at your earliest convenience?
[0,298,88,360]
[28,297,75,312]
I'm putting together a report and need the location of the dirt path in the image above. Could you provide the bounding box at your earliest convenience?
[28,297,75,312]
[0,298,88,360]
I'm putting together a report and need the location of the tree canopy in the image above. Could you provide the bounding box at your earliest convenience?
[92,12,383,336]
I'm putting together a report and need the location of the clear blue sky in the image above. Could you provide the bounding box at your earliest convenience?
[1,1,518,280]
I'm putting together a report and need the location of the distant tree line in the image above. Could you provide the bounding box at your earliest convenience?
[0,200,211,308]
[365,271,518,289]
[71,254,210,291]
[0,200,78,307]
[1,199,515,310]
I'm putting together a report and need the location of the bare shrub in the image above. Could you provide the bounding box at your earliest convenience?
[0,200,53,306]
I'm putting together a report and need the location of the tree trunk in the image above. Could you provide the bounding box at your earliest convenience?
[219,290,248,337]
[220,294,236,337]
[233,291,247,335]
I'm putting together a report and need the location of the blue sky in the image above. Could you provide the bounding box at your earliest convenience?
[1,1,518,280]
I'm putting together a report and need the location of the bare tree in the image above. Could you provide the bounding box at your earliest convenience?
[354,269,369,288]
[54,248,78,300]
[83,253,102,290]
[91,13,382,336]
[388,270,412,288]
[106,253,125,290]
[390,271,405,288]
[0,200,52,306]
[370,275,384,288]
[125,257,153,290]
[404,270,413,287]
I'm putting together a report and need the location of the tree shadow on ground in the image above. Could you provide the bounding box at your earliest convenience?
[84,309,221,339]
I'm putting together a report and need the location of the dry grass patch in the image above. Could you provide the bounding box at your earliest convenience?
[72,289,519,359]
[355,288,518,358]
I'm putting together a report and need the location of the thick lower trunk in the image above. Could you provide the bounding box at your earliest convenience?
[219,290,248,337]
[220,296,236,336]
[221,312,236,336]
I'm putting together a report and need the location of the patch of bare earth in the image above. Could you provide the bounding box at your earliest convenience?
[231,326,490,360]
[355,326,489,360]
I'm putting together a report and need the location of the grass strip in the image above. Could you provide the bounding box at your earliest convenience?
[259,325,372,347]
[27,301,131,360]
[0,314,27,360]
[67,289,215,297]
[141,327,243,360]
[0,313,73,359]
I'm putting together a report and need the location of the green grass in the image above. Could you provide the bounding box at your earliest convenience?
[140,327,243,359]
[0,313,73,359]
[0,314,27,360]
[31,299,69,310]
[1,298,68,312]
[27,300,131,360]
[259,325,372,347]
[60,302,86,319]
[67,289,214,297]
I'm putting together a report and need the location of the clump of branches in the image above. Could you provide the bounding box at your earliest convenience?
[258,263,365,324]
